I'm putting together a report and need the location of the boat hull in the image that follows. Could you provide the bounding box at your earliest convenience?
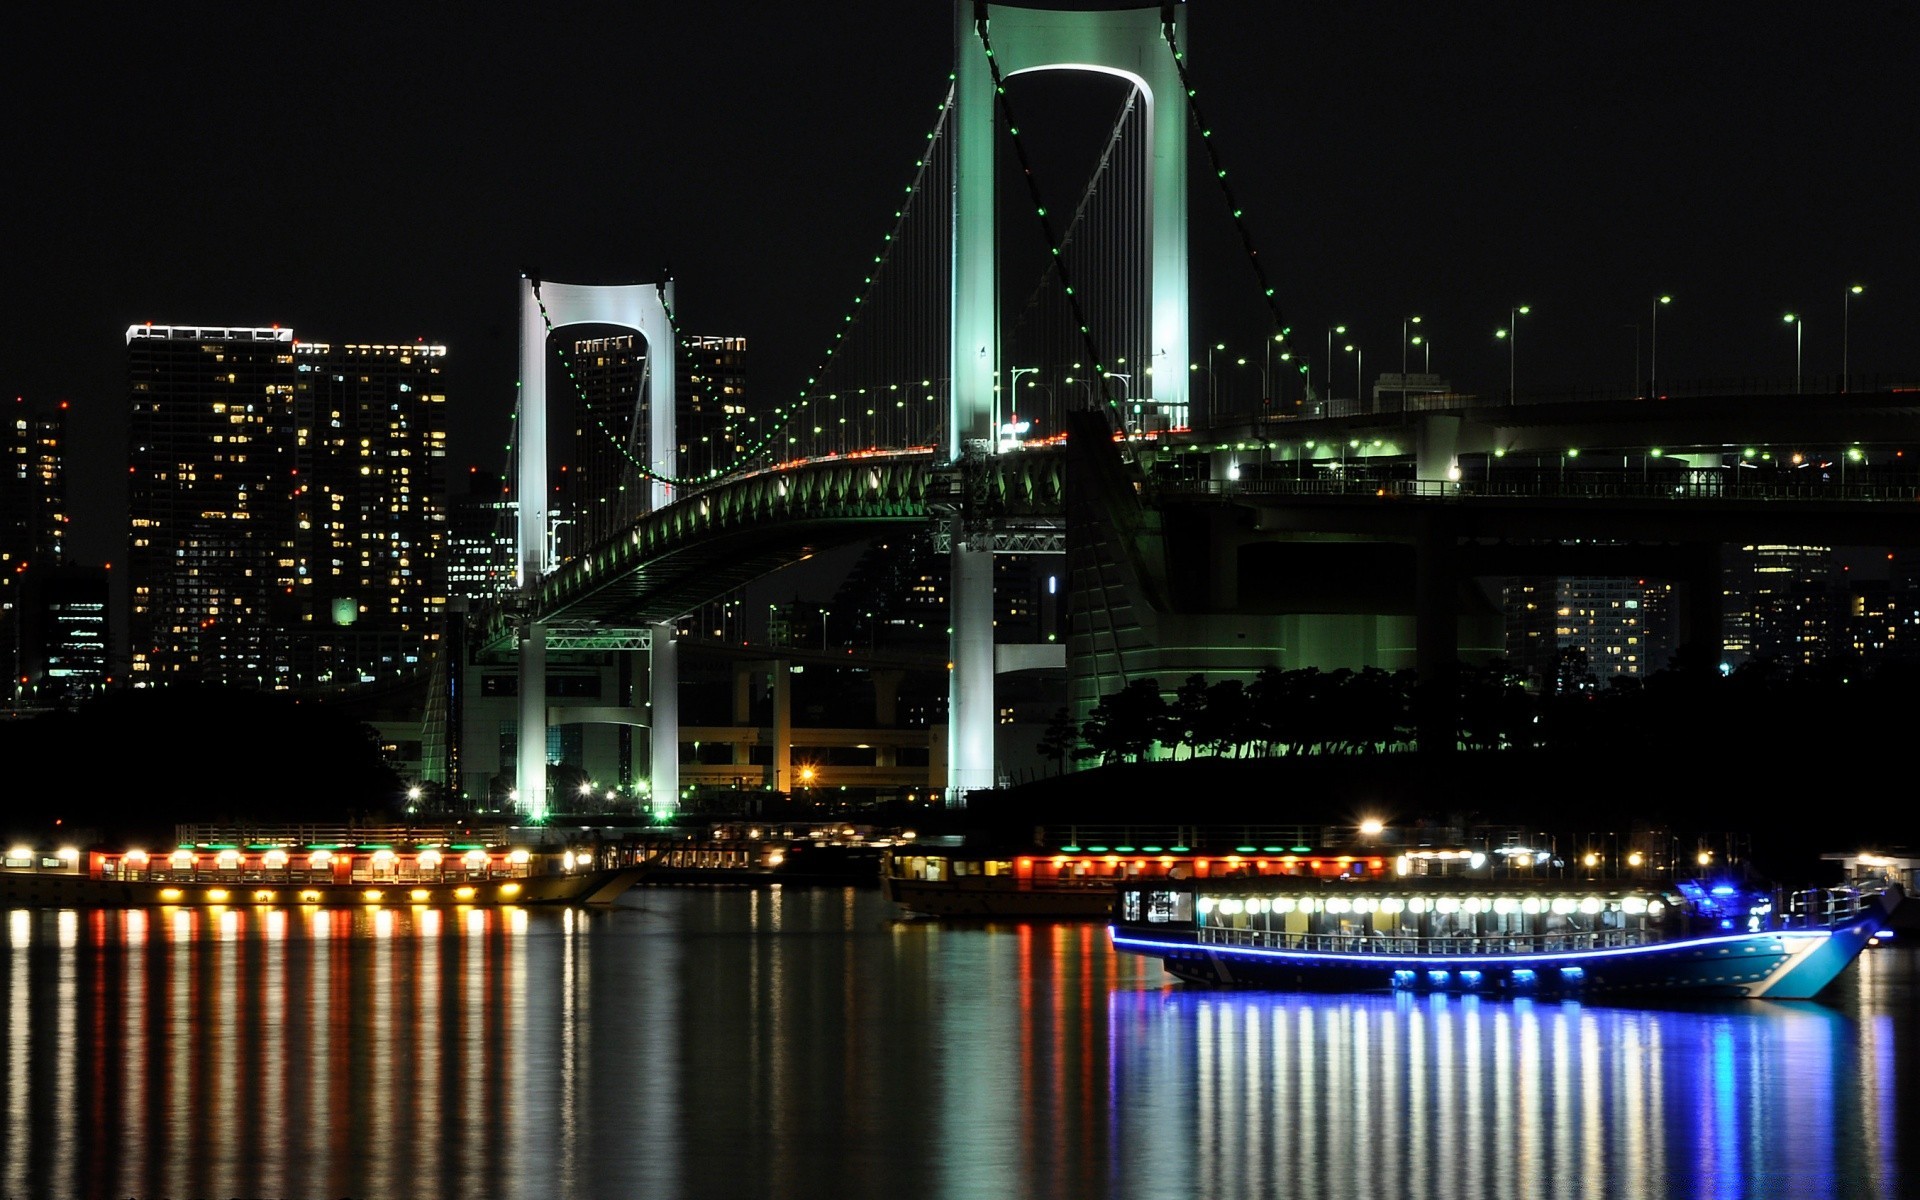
[883,877,1117,919]
[0,867,648,909]
[1113,898,1891,1000]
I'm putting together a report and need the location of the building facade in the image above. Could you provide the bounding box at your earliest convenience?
[126,325,447,690]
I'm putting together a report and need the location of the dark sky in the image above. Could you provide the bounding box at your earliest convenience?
[6,1,1917,571]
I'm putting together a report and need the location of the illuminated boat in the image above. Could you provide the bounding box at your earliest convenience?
[879,826,1404,919]
[1110,873,1902,1000]
[1,837,648,909]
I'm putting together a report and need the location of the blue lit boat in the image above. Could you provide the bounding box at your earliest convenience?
[1111,874,1901,1000]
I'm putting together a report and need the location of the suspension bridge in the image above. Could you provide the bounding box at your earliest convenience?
[456,1,1920,820]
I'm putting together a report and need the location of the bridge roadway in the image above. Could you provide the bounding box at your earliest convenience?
[480,385,1920,653]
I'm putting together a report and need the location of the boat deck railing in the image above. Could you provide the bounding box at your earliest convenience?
[1191,926,1661,957]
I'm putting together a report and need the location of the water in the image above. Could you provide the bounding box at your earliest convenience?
[2,889,1916,1200]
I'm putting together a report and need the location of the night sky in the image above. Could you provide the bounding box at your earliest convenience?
[6,1,1916,572]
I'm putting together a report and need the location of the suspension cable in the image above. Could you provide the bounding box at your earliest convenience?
[973,10,1132,432]
[530,277,693,489]
[1160,14,1292,354]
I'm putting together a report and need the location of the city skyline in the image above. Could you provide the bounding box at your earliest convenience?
[5,1,1916,573]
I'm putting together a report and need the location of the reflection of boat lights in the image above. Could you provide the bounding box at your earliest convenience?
[298,890,321,903]
[159,888,182,901]
[454,886,476,900]
[363,889,384,903]
[206,889,229,902]
[500,883,521,898]
[410,889,430,902]
[253,890,275,902]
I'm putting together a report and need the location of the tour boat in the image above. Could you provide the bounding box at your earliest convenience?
[1,833,648,909]
[1110,871,1902,1000]
[880,826,1406,919]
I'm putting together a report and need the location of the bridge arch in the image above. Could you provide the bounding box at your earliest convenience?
[950,1,1191,457]
[515,276,680,821]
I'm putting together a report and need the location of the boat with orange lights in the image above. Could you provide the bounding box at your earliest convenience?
[1,823,650,908]
[880,825,1411,919]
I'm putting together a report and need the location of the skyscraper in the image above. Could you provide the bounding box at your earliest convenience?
[3,395,73,705]
[126,325,447,690]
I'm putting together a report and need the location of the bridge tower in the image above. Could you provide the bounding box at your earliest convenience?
[513,276,679,821]
[945,1,1192,803]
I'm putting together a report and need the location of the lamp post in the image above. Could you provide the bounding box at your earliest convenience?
[1400,316,1421,413]
[1205,342,1226,422]
[1495,305,1530,404]
[1783,313,1802,393]
[1344,343,1364,409]
[1008,366,1037,446]
[1264,332,1286,414]
[1650,295,1671,398]
[1326,325,1346,403]
[1105,372,1133,434]
[1843,285,1865,390]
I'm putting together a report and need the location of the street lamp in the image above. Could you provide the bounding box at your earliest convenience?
[1401,315,1421,413]
[1783,312,1802,393]
[1495,305,1530,404]
[1326,325,1346,402]
[1343,343,1364,409]
[1650,295,1671,398]
[1263,331,1287,413]
[1843,284,1865,390]
[1008,366,1037,443]
[1105,372,1134,434]
[1206,342,1226,421]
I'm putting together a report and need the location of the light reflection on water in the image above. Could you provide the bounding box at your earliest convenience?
[0,890,1913,1200]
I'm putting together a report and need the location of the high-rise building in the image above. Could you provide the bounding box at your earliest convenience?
[21,566,109,705]
[1723,543,1836,669]
[126,325,447,690]
[547,329,751,563]
[679,335,750,481]
[445,465,516,603]
[1502,574,1679,691]
[3,396,74,705]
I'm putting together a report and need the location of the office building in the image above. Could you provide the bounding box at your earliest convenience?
[126,325,447,690]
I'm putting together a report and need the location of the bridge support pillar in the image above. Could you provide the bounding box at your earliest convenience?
[731,665,755,769]
[873,669,904,769]
[1415,414,1463,486]
[517,621,549,820]
[948,538,997,805]
[772,658,792,795]
[1414,513,1460,755]
[649,621,679,817]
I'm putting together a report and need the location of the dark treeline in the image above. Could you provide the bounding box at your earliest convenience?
[1037,653,1920,767]
[0,686,403,845]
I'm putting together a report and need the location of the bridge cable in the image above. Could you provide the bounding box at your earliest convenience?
[973,12,1134,440]
[1160,15,1293,363]
[529,277,695,491]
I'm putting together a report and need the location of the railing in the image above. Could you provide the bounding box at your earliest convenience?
[172,823,515,847]
[1780,885,1884,929]
[1152,475,1920,505]
[1192,926,1656,956]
